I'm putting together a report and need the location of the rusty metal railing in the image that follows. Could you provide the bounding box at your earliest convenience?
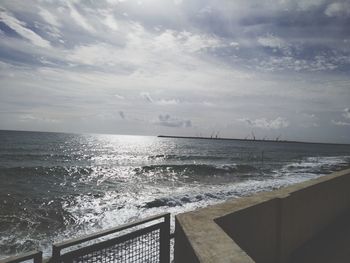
[0,250,42,263]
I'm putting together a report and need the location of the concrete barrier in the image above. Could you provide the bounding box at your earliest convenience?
[174,168,350,263]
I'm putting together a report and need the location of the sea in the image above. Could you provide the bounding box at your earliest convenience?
[1,130,350,258]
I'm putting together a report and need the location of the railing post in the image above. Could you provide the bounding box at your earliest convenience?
[160,213,170,263]
[34,251,43,263]
[52,245,60,263]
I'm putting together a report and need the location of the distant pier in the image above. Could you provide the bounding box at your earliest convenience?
[157,135,349,146]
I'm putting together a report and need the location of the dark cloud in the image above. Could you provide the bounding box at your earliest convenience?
[140,92,153,103]
[119,111,125,119]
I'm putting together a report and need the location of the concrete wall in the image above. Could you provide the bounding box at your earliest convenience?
[174,217,200,263]
[174,168,350,263]
[278,174,350,262]
[215,198,281,263]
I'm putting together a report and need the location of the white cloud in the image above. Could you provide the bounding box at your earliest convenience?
[332,120,350,126]
[331,108,350,127]
[19,114,60,123]
[65,27,223,69]
[302,113,316,118]
[325,2,350,17]
[255,54,339,72]
[258,35,286,49]
[106,0,120,5]
[156,99,179,105]
[257,34,294,58]
[152,30,224,54]
[178,31,223,53]
[198,6,212,15]
[0,9,51,48]
[296,0,327,11]
[66,43,118,66]
[229,41,240,49]
[38,7,61,27]
[115,94,125,100]
[0,0,350,142]
[155,114,191,128]
[174,0,183,5]
[342,108,350,119]
[103,14,119,31]
[140,92,153,103]
[66,2,95,33]
[202,101,215,107]
[239,117,290,129]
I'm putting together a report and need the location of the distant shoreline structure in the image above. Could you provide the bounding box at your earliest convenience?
[0,129,348,146]
[157,135,350,146]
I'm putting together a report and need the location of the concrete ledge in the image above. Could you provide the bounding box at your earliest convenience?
[174,168,350,263]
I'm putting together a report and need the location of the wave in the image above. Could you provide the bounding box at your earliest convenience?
[279,156,350,175]
[147,153,270,162]
[148,154,227,161]
[1,155,349,258]
[135,163,258,176]
[0,196,75,256]
[0,152,92,160]
[0,166,93,179]
[142,155,350,209]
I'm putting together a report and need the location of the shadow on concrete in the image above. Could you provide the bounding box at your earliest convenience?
[291,210,350,263]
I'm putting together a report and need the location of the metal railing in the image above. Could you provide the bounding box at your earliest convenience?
[0,251,42,263]
[51,213,171,263]
[0,213,171,263]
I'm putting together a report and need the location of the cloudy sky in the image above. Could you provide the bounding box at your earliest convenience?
[0,0,350,143]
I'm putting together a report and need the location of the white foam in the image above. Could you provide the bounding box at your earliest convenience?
[7,155,350,258]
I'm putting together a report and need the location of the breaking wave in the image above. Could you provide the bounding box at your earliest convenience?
[1,130,350,259]
[135,163,258,176]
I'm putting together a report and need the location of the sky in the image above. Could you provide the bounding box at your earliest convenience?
[0,0,350,143]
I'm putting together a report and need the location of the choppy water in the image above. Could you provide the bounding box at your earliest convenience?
[1,130,350,258]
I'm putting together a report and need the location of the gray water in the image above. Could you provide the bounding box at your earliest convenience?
[1,130,350,258]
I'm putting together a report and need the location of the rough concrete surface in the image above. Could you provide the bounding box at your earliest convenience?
[174,168,350,263]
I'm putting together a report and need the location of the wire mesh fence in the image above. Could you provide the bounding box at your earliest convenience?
[70,228,160,263]
[52,213,171,263]
[0,213,172,263]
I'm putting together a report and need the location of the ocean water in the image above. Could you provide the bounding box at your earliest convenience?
[0,130,350,258]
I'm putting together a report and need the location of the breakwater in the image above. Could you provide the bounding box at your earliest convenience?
[158,135,350,146]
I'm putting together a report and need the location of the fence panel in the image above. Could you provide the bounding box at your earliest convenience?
[52,213,171,263]
[0,251,42,263]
